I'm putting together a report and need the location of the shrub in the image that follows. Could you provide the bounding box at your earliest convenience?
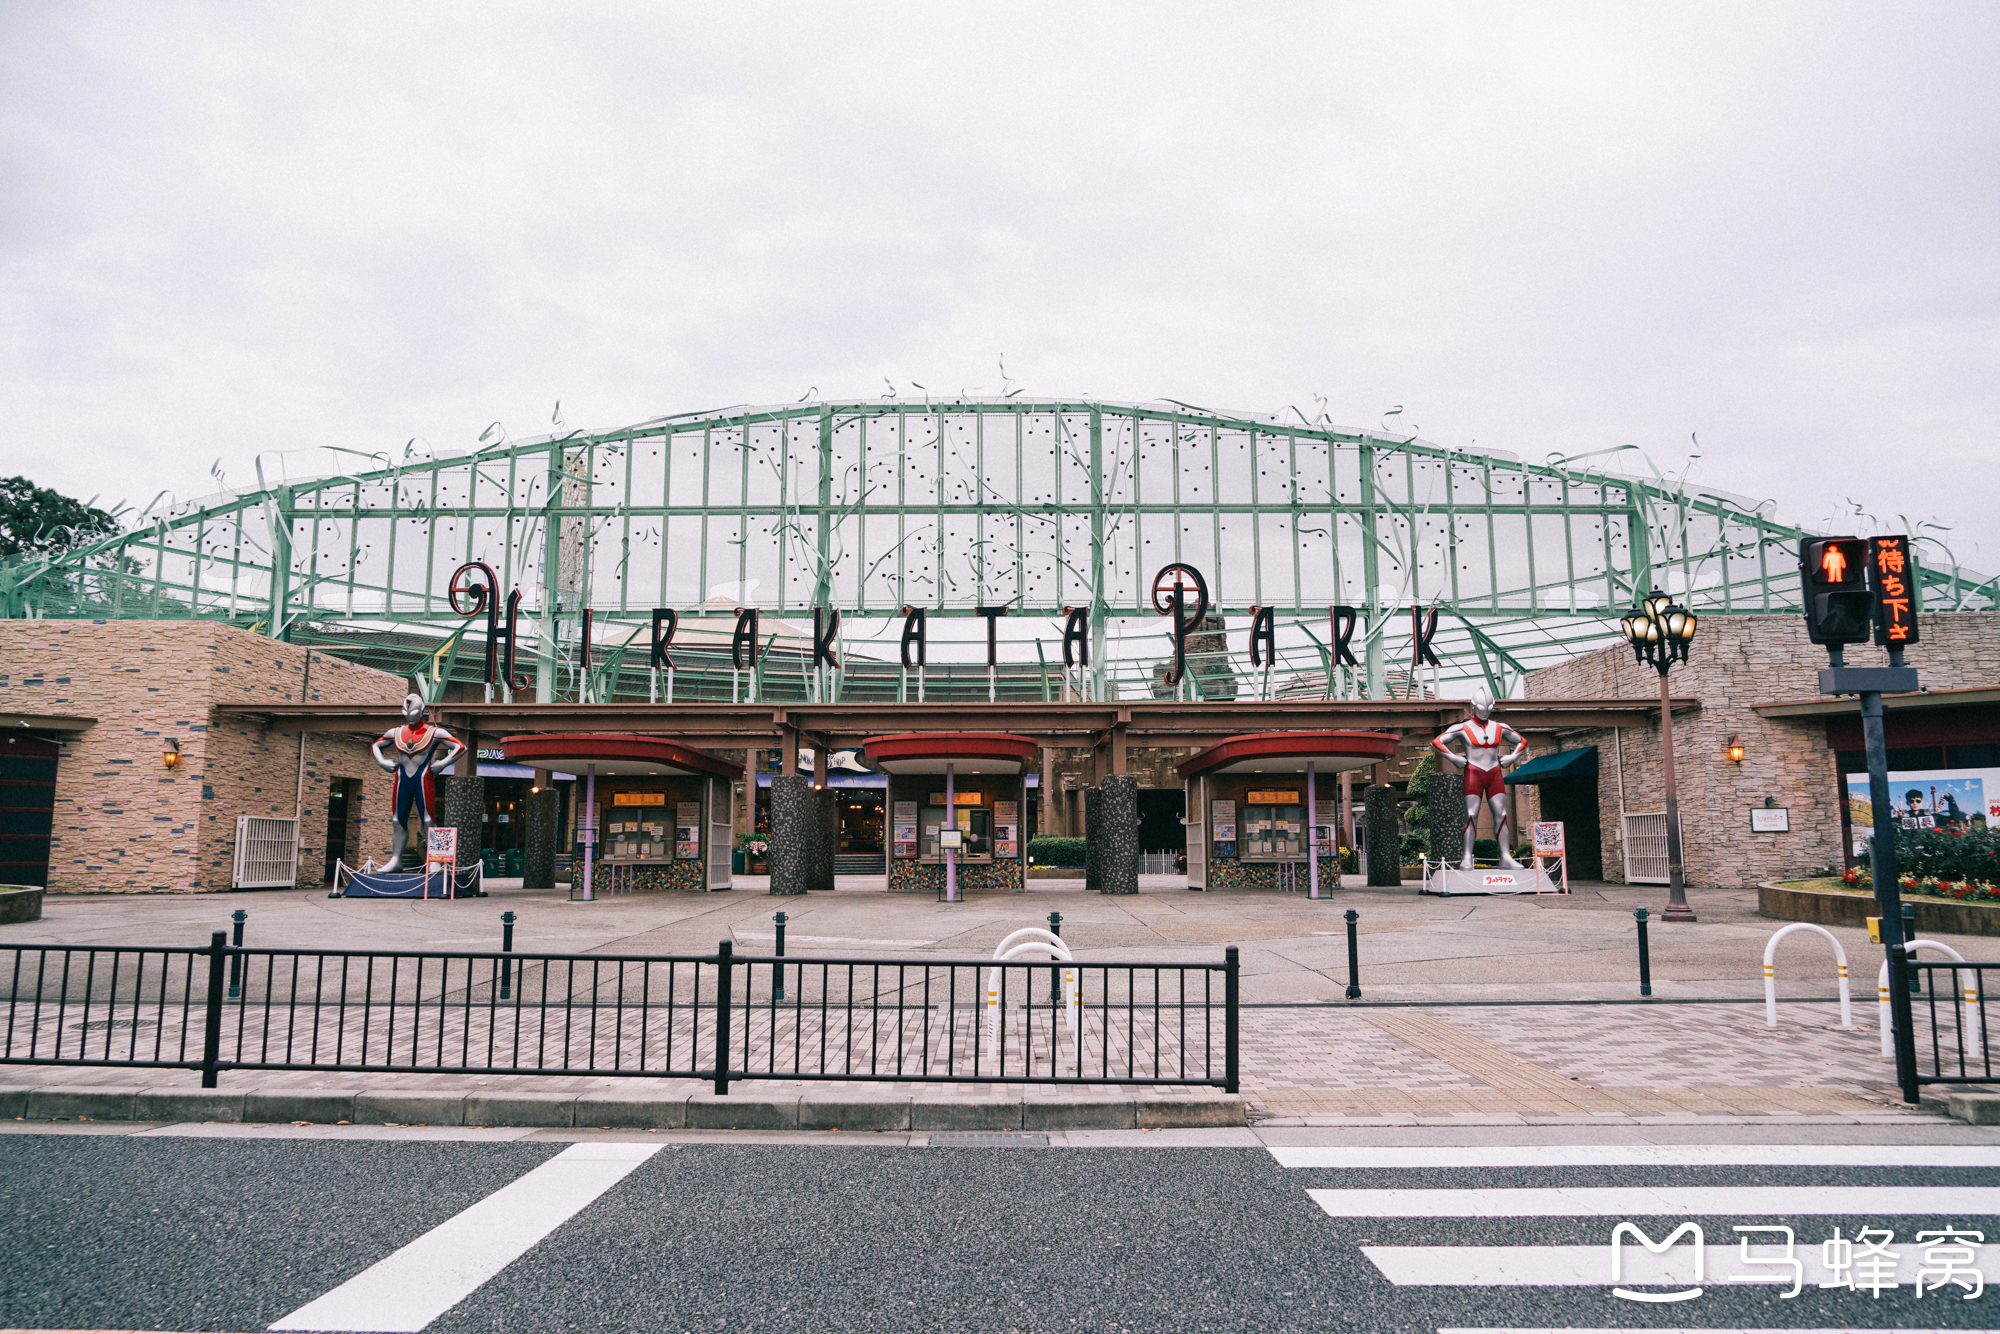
[1027,836,1087,867]
[1858,824,2000,883]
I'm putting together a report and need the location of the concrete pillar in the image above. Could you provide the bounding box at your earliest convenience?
[1096,773,1139,895]
[1364,783,1401,887]
[1427,770,1465,867]
[767,774,812,896]
[523,786,558,889]
[436,772,484,876]
[1083,787,1101,893]
[810,785,836,892]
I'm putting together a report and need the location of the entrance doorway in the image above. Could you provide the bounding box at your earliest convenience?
[1537,776,1603,880]
[322,777,361,884]
[0,733,58,888]
[835,789,886,873]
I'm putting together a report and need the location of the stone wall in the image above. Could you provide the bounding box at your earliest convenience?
[0,620,406,893]
[1524,609,2000,889]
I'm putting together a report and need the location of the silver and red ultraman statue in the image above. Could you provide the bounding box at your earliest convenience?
[1430,685,1527,871]
[370,685,465,871]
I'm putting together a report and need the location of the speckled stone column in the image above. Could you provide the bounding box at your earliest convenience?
[1364,783,1402,887]
[1427,771,1466,867]
[1097,774,1139,895]
[810,787,836,892]
[522,788,558,889]
[435,773,484,875]
[768,775,811,896]
[1083,787,1101,893]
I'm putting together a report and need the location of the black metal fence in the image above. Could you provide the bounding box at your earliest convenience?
[0,935,1238,1094]
[1911,960,1994,1086]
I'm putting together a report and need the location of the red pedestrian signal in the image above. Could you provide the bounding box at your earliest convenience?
[1799,537,1872,645]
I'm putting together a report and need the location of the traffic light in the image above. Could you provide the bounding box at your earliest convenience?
[1799,537,1872,645]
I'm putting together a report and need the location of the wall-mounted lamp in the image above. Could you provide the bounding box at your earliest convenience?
[1725,734,1745,764]
[162,738,181,770]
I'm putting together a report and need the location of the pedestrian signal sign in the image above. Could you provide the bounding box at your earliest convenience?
[1868,535,1920,647]
[1799,537,1872,645]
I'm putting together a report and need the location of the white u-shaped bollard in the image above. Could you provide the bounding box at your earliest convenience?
[1877,940,1970,1058]
[986,936,1081,1065]
[1762,923,1853,1029]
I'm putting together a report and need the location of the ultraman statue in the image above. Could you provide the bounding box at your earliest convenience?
[370,687,466,872]
[1430,685,1527,871]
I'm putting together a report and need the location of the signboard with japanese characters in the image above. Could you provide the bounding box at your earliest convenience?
[1868,534,1920,647]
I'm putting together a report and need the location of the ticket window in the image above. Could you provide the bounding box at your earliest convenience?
[921,806,992,861]
[1241,804,1304,860]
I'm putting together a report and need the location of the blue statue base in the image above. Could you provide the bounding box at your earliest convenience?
[336,865,484,899]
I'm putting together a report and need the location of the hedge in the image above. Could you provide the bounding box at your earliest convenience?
[1860,825,2000,884]
[1027,836,1087,867]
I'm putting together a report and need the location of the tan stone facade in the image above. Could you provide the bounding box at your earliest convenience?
[1524,610,2000,889]
[0,620,407,893]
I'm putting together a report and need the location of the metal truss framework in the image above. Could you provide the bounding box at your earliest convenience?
[5,398,1993,704]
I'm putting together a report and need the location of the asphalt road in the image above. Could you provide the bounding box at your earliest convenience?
[3,1130,1999,1333]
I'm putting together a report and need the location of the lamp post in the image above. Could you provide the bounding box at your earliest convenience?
[1620,588,1699,922]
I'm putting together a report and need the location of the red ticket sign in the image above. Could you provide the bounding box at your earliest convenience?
[1869,535,1920,647]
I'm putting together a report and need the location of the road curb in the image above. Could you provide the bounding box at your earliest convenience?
[11,1086,1247,1130]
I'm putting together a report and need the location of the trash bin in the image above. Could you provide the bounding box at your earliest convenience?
[481,849,501,876]
[504,847,524,876]
[733,850,746,874]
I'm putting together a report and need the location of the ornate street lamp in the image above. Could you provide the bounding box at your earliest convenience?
[1621,588,1699,921]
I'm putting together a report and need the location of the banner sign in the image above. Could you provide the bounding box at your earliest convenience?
[1846,766,1999,855]
[1531,822,1565,856]
[425,827,457,867]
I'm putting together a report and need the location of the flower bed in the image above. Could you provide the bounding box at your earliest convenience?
[1839,866,2000,904]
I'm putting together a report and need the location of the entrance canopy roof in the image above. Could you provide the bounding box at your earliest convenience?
[861,732,1037,775]
[500,732,741,780]
[1176,730,1400,779]
[1503,746,1599,784]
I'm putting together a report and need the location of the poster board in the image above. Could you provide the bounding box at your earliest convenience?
[993,799,1019,859]
[425,826,458,868]
[1845,766,1999,856]
[1211,799,1237,859]
[675,800,702,859]
[1531,822,1565,857]
[892,800,918,859]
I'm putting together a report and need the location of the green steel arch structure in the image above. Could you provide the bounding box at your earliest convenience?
[5,397,1992,703]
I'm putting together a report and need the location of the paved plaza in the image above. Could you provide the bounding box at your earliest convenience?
[6,877,1990,1126]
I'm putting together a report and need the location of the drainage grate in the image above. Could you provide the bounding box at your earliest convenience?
[70,1018,158,1031]
[929,1131,1050,1147]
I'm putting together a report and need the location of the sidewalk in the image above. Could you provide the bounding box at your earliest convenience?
[5,878,1990,1126]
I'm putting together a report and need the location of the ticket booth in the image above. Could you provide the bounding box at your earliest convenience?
[865,732,1035,896]
[500,733,739,892]
[1176,731,1399,891]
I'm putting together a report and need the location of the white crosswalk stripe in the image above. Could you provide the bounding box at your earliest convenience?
[269,1142,662,1333]
[1306,1186,2000,1218]
[1271,1144,2000,1169]
[1365,1243,2000,1286]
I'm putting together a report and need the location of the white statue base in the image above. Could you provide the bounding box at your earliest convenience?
[1421,863,1562,896]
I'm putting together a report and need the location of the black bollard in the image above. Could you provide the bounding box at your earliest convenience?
[1903,903,1920,993]
[1634,906,1652,998]
[499,911,516,1000]
[774,911,788,1002]
[227,909,246,999]
[1343,909,1361,1000]
[1048,911,1063,1006]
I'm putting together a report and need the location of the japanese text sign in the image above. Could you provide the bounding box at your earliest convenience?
[1869,534,1920,647]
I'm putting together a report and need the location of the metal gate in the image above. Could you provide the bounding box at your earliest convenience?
[1621,811,1671,884]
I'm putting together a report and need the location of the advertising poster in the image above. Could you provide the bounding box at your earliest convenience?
[1845,767,1999,856]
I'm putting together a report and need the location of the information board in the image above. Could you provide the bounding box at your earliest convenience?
[892,799,918,858]
[1531,822,1565,857]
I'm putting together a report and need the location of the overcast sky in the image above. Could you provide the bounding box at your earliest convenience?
[3,2,1995,574]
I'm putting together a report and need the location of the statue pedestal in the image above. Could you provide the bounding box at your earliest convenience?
[1420,865,1560,896]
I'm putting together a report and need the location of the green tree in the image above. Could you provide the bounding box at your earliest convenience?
[0,477,120,559]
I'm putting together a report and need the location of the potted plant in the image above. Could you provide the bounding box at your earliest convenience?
[736,832,770,874]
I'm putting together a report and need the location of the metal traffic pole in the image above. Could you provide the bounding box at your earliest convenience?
[773,910,787,1002]
[227,909,246,999]
[1633,906,1652,997]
